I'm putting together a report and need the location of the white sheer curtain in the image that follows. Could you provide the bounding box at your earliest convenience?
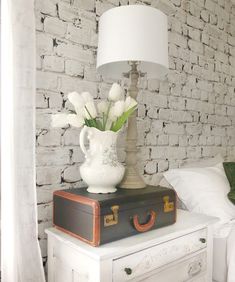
[1,0,45,281]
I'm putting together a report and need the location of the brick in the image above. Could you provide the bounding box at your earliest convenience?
[145,161,157,174]
[36,147,71,166]
[150,120,164,134]
[95,1,115,16]
[43,56,64,72]
[73,0,95,11]
[164,124,185,135]
[186,123,202,135]
[148,79,160,91]
[58,2,79,22]
[171,110,193,122]
[158,135,169,146]
[36,71,58,90]
[188,39,204,54]
[36,33,53,55]
[37,167,62,185]
[59,76,97,95]
[66,24,97,47]
[36,93,48,109]
[72,148,85,163]
[188,27,201,41]
[169,135,179,146]
[205,0,216,13]
[63,128,81,146]
[65,60,84,77]
[36,54,42,70]
[168,96,186,110]
[36,112,53,129]
[197,80,213,92]
[169,32,187,48]
[44,17,67,37]
[63,165,81,182]
[140,91,167,108]
[35,0,57,16]
[47,92,63,109]
[167,147,187,159]
[35,11,44,32]
[56,42,94,63]
[37,129,62,147]
[179,135,188,146]
[146,132,157,146]
[84,65,101,82]
[201,10,209,22]
[158,160,169,172]
[37,203,53,222]
[187,15,204,30]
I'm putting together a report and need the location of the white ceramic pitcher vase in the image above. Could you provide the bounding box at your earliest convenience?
[79,126,125,194]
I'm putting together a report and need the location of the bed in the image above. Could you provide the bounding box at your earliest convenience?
[156,155,235,282]
[213,221,235,282]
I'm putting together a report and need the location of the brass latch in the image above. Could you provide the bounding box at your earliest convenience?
[163,196,174,213]
[104,205,119,227]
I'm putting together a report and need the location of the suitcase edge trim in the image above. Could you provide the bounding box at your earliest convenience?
[53,190,100,247]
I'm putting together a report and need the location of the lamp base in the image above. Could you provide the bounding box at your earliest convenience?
[119,166,146,189]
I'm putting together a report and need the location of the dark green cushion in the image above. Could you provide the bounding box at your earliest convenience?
[223,162,235,204]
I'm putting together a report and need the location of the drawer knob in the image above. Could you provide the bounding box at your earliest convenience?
[199,238,206,243]
[124,268,132,275]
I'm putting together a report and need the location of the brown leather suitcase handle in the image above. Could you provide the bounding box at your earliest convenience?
[133,210,156,232]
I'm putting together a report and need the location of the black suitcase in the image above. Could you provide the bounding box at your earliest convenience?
[53,186,177,246]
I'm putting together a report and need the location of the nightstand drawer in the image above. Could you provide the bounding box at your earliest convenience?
[139,251,207,282]
[113,228,207,281]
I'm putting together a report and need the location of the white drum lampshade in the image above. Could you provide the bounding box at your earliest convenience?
[97,5,169,79]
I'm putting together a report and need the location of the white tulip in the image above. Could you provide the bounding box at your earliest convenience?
[108,107,117,122]
[112,100,125,117]
[68,91,85,109]
[81,92,93,103]
[51,114,68,127]
[108,83,124,101]
[97,101,109,114]
[84,101,97,119]
[124,96,137,111]
[67,114,84,128]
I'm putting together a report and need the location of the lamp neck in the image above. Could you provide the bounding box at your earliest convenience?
[128,61,139,100]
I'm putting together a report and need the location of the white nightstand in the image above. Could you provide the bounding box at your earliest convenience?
[46,210,217,282]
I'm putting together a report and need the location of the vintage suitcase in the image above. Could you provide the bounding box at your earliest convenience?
[53,185,177,246]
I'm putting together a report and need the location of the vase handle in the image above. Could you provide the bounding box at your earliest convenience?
[79,126,89,156]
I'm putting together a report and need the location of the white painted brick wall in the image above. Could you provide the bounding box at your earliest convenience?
[35,0,235,258]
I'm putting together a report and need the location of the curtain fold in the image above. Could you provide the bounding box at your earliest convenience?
[1,0,45,281]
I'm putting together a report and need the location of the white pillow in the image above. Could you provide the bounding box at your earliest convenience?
[159,154,224,189]
[164,163,235,224]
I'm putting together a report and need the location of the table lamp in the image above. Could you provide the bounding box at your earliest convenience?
[97,5,169,189]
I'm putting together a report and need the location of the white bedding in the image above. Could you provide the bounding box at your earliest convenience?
[227,223,235,282]
[213,220,235,282]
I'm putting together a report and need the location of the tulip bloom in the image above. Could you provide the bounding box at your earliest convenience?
[108,83,124,101]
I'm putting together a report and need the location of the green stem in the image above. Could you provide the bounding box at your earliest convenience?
[85,106,97,128]
[102,112,105,130]
[104,101,112,130]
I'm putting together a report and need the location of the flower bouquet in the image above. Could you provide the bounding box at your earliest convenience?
[52,83,137,132]
[52,83,137,194]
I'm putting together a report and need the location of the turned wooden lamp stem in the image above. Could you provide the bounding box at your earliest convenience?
[119,62,146,189]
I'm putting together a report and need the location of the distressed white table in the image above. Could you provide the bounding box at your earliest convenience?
[46,210,217,282]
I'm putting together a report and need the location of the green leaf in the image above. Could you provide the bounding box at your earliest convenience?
[111,106,137,132]
[95,119,104,131]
